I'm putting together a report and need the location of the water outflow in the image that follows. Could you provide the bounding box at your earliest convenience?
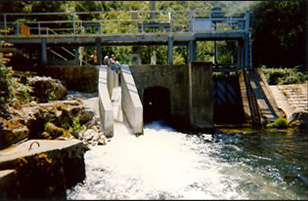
[67,119,308,200]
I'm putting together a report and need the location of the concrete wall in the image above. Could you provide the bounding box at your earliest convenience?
[121,65,143,134]
[0,139,85,200]
[107,67,119,96]
[98,66,114,137]
[130,63,213,130]
[130,64,190,128]
[188,62,213,129]
[39,65,99,93]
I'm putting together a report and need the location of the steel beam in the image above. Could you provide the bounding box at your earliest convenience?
[188,40,197,62]
[41,38,47,66]
[168,35,173,65]
[96,38,102,65]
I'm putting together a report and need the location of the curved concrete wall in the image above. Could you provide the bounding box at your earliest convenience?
[98,65,114,137]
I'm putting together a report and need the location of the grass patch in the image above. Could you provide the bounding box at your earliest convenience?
[266,116,289,129]
[261,65,308,85]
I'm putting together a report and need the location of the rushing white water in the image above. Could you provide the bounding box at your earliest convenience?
[66,119,305,200]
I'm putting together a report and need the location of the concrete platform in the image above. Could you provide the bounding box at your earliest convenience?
[0,139,83,167]
[0,139,85,199]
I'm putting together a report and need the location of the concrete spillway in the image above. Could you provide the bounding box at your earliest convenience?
[98,65,143,137]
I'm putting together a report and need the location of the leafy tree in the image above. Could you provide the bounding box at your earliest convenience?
[252,1,305,68]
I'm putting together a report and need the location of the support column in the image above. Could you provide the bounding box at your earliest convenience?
[241,44,245,70]
[188,40,197,62]
[238,40,242,69]
[41,38,47,66]
[168,35,173,65]
[214,41,218,65]
[245,36,249,69]
[245,11,250,69]
[96,38,102,65]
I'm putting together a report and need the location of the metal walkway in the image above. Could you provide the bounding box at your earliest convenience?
[1,9,252,68]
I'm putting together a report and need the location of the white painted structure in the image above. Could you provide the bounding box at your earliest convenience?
[98,65,114,137]
[107,67,119,96]
[98,64,143,136]
[120,65,143,135]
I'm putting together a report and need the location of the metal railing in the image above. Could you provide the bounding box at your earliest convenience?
[1,10,249,36]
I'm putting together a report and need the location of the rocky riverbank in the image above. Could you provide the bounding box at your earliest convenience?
[0,72,107,151]
[0,71,107,200]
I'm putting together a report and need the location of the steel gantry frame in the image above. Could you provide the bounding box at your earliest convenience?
[0,9,252,69]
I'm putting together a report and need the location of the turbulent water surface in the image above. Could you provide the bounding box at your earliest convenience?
[67,121,308,200]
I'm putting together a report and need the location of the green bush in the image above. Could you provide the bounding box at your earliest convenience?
[70,113,86,139]
[266,116,289,129]
[1,41,33,111]
[262,65,308,85]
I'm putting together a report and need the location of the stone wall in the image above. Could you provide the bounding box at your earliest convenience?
[39,65,99,93]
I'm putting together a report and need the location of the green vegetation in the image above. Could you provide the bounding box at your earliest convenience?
[0,1,305,71]
[70,113,86,139]
[262,65,308,85]
[252,1,305,68]
[0,42,33,116]
[266,116,289,129]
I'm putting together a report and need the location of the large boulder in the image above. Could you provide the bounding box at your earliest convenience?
[288,111,308,130]
[28,76,67,103]
[0,118,29,149]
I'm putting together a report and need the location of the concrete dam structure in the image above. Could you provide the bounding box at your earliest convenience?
[1,8,284,135]
[98,62,213,136]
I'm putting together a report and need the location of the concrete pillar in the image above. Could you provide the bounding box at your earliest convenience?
[41,38,47,66]
[168,36,173,65]
[188,62,213,129]
[188,40,197,62]
[96,38,102,65]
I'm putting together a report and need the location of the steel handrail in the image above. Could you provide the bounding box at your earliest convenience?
[2,10,248,36]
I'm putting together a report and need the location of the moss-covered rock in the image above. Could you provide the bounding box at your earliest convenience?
[0,119,29,149]
[28,76,67,103]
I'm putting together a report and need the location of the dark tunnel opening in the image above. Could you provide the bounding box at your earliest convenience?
[143,86,171,125]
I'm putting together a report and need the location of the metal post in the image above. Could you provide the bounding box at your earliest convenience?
[238,40,241,69]
[245,35,249,69]
[214,40,218,65]
[99,21,102,34]
[245,11,250,69]
[4,14,7,35]
[151,1,156,20]
[189,40,197,62]
[73,13,76,35]
[41,38,47,66]
[38,22,41,35]
[96,38,102,65]
[168,35,173,65]
[245,11,250,33]
[16,22,19,35]
[241,44,245,70]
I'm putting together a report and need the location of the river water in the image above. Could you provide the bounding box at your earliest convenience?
[67,120,308,200]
